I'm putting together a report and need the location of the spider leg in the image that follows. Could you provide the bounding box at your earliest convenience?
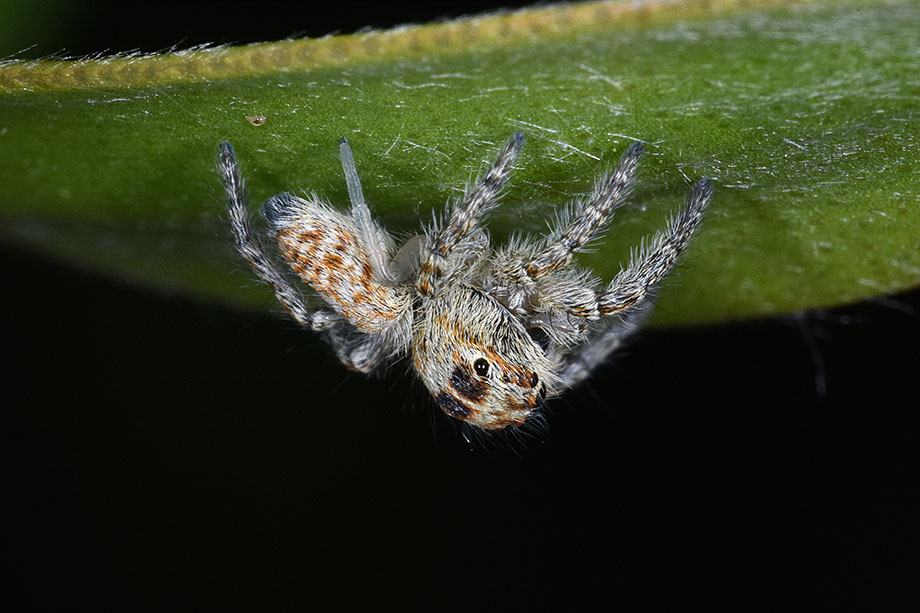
[483,142,641,339]
[544,178,712,387]
[526,142,643,280]
[339,137,399,284]
[554,306,648,388]
[416,132,525,296]
[219,141,325,330]
[598,178,712,316]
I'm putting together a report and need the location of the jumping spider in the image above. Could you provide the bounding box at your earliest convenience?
[219,132,712,431]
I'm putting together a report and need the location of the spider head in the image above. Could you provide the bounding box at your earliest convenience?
[413,286,556,430]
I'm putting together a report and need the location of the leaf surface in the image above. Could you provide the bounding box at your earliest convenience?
[1,0,918,325]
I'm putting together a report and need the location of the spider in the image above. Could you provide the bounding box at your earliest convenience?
[218,132,712,431]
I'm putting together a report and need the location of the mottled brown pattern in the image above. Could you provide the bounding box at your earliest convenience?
[504,400,527,413]
[504,393,538,413]
[300,228,324,243]
[484,348,532,388]
[324,252,344,269]
[449,365,488,404]
[486,416,516,429]
[417,279,432,296]
[277,222,406,333]
[435,392,475,420]
[420,260,442,276]
[598,291,638,316]
[416,258,444,297]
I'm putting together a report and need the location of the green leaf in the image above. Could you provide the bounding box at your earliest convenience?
[1,0,918,326]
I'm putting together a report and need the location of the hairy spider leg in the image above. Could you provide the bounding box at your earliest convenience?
[526,141,643,279]
[598,178,712,316]
[554,304,648,388]
[558,177,713,387]
[416,131,526,297]
[219,141,320,329]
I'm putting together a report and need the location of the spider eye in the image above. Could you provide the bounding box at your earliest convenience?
[529,372,539,388]
[539,384,547,399]
[473,358,490,378]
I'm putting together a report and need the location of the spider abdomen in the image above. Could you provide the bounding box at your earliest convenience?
[266,193,410,334]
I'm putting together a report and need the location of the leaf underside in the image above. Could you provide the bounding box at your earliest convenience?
[1,0,918,326]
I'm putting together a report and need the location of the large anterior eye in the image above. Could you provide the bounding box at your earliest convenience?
[473,358,490,378]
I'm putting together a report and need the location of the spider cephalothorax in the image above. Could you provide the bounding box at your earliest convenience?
[219,132,711,431]
[413,284,556,430]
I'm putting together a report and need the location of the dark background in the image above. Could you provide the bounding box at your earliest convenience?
[7,2,918,609]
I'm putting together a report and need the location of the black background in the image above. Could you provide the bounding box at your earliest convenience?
[7,2,918,609]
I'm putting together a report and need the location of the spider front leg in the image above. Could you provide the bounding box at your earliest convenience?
[416,131,525,296]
